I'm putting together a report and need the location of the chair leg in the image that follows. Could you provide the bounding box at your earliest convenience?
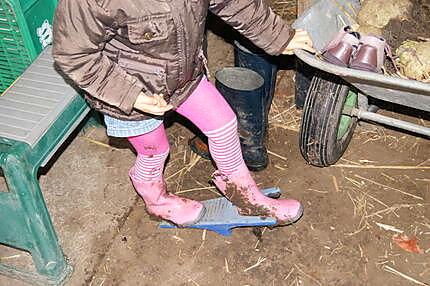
[2,152,70,281]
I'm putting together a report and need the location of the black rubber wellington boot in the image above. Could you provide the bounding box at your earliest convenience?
[215,67,267,171]
[230,39,278,170]
[234,39,278,122]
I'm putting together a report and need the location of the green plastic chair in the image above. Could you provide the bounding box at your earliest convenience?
[0,46,90,285]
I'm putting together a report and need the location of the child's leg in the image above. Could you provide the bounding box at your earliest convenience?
[128,123,170,181]
[127,124,204,225]
[176,77,303,225]
[176,78,243,175]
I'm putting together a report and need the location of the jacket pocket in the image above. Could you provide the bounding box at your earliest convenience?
[117,51,169,95]
[127,14,169,44]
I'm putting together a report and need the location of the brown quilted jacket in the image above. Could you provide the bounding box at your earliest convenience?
[52,0,294,120]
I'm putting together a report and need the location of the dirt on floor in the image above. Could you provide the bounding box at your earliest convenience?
[86,36,429,284]
[1,5,429,286]
[87,69,430,285]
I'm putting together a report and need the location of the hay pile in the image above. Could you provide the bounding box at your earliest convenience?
[268,0,296,22]
[356,0,430,81]
[396,40,430,82]
[357,0,412,36]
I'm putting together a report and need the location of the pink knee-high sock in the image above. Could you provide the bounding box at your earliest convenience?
[176,77,245,175]
[204,118,244,174]
[128,124,170,181]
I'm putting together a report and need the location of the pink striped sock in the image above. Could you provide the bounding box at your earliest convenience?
[132,150,169,181]
[176,77,245,175]
[127,124,170,181]
[205,118,244,175]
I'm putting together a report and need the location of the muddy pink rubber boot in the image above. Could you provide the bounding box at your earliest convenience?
[212,162,303,225]
[129,169,205,226]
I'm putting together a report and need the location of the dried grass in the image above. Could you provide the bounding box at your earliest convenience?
[293,263,322,286]
[383,265,430,286]
[267,150,288,161]
[332,176,340,192]
[166,150,201,182]
[366,203,427,219]
[224,257,230,273]
[269,0,297,20]
[284,267,295,281]
[243,257,267,272]
[268,89,302,133]
[81,137,117,150]
[333,164,430,170]
[355,174,424,200]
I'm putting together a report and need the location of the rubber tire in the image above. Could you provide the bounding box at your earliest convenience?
[295,59,316,109]
[299,72,357,167]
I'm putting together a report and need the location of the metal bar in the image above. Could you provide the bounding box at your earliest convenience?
[353,109,430,137]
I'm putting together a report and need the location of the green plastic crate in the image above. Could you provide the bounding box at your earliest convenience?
[0,0,57,94]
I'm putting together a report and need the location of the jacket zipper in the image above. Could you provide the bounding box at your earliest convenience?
[199,49,210,78]
[171,12,186,85]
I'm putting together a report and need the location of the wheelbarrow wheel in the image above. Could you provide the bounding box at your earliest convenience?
[299,71,358,167]
[294,59,316,109]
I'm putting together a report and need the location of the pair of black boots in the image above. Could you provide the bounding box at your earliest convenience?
[190,39,277,171]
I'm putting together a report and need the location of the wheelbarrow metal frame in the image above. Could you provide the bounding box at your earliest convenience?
[293,0,430,137]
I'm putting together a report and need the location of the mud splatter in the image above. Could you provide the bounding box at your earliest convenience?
[224,183,272,217]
